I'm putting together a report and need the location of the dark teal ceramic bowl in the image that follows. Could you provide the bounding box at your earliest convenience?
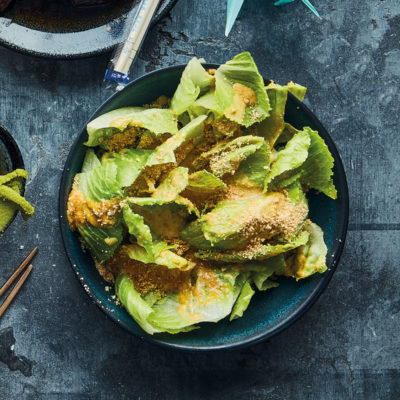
[59,65,349,351]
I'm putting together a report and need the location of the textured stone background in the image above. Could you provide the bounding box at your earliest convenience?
[0,0,399,398]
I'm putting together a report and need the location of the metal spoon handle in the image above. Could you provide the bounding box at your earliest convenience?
[104,0,161,90]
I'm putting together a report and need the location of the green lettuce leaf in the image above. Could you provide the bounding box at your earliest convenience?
[264,129,310,191]
[299,127,337,199]
[254,279,279,291]
[229,280,255,321]
[181,191,301,251]
[196,230,310,263]
[148,268,243,330]
[86,108,178,147]
[152,167,189,200]
[77,161,122,201]
[115,274,162,335]
[177,111,191,127]
[286,82,307,102]
[127,196,197,214]
[215,52,271,127]
[81,149,101,173]
[178,218,213,250]
[190,91,223,118]
[122,205,169,259]
[127,196,198,239]
[193,135,266,177]
[274,123,299,147]
[180,197,257,251]
[103,148,153,187]
[171,58,214,115]
[78,223,123,263]
[242,256,285,291]
[126,244,195,271]
[253,84,288,147]
[146,115,207,166]
[234,141,271,188]
[286,180,308,206]
[284,222,328,280]
[237,255,285,273]
[116,269,245,334]
[187,170,226,192]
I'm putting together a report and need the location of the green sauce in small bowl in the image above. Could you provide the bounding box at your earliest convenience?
[0,126,26,234]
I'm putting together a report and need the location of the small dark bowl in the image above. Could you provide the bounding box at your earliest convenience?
[0,126,25,233]
[0,0,177,59]
[59,65,349,351]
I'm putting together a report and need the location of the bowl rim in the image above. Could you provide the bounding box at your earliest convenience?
[0,125,25,233]
[59,64,349,351]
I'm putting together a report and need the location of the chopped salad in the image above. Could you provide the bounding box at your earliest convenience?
[67,52,336,335]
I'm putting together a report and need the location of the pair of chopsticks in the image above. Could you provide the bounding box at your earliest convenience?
[0,247,37,319]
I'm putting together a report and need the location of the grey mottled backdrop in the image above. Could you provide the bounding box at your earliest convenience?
[0,0,399,398]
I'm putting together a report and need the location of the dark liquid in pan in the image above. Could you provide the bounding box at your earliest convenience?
[4,0,136,33]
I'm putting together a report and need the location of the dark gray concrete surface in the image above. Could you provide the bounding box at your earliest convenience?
[0,0,399,398]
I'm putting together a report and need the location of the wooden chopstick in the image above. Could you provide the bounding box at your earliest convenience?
[0,264,33,319]
[0,247,38,298]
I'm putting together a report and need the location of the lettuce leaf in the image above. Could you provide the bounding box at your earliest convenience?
[286,180,308,206]
[237,255,285,273]
[178,218,213,250]
[171,58,214,115]
[127,196,197,212]
[181,191,299,251]
[187,170,226,192]
[284,222,328,280]
[126,244,195,271]
[152,167,189,200]
[264,129,310,191]
[253,84,288,147]
[229,280,255,321]
[253,279,279,291]
[116,269,245,334]
[274,123,299,147]
[193,135,266,177]
[146,115,207,166]
[148,268,243,330]
[234,141,271,188]
[244,256,285,291]
[103,148,153,188]
[122,205,166,259]
[78,223,123,263]
[115,275,162,335]
[81,149,101,173]
[196,230,310,263]
[86,108,178,147]
[127,196,198,239]
[180,197,256,251]
[215,52,270,127]
[77,161,122,201]
[299,127,337,199]
[286,81,307,102]
[270,127,337,198]
[190,91,223,118]
[123,203,186,267]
